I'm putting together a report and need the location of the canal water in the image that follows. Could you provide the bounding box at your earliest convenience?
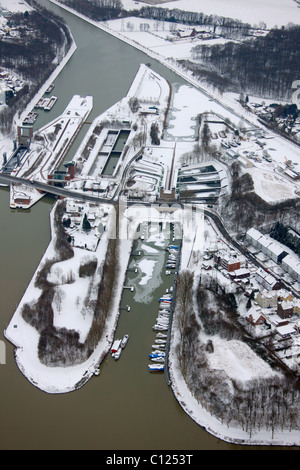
[0,0,282,450]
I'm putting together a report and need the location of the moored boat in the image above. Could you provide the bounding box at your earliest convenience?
[114,347,122,360]
[148,364,164,371]
[111,339,122,354]
[156,333,167,338]
[152,344,165,350]
[153,325,168,331]
[45,83,55,93]
[121,334,129,348]
[151,357,165,363]
[149,352,165,358]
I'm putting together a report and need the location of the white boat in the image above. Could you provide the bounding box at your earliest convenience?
[153,325,168,331]
[148,364,164,371]
[114,347,122,360]
[159,309,170,314]
[156,317,169,324]
[94,368,100,376]
[152,344,165,350]
[157,313,169,319]
[149,351,165,357]
[156,322,169,329]
[156,333,167,338]
[111,339,122,354]
[154,339,166,344]
[45,83,55,94]
[151,357,165,363]
[121,334,129,348]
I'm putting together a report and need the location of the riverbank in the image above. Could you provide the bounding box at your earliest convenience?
[47,0,300,447]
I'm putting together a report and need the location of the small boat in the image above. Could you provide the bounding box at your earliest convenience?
[121,334,129,348]
[153,325,168,331]
[159,295,172,302]
[45,83,55,94]
[154,339,166,344]
[149,352,165,358]
[148,364,164,371]
[156,317,169,324]
[152,344,165,350]
[156,333,167,338]
[111,339,122,354]
[151,357,165,363]
[114,347,122,360]
[94,368,100,376]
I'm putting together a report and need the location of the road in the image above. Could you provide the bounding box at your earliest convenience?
[0,173,111,204]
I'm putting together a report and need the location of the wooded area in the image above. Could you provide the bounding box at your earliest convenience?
[174,270,300,438]
[0,0,72,132]
[191,25,300,100]
[21,200,120,368]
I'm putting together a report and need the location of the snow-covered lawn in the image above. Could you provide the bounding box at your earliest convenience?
[0,0,32,13]
[206,336,276,381]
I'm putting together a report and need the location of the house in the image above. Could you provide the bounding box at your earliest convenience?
[255,267,281,291]
[277,300,294,319]
[276,323,297,338]
[246,308,266,326]
[255,290,279,308]
[228,267,250,281]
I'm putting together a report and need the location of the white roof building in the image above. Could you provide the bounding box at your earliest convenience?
[282,254,300,282]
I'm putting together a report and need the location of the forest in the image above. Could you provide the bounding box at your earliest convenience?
[270,222,300,257]
[191,25,300,101]
[174,270,300,438]
[0,0,72,132]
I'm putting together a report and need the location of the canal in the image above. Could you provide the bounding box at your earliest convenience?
[0,0,282,450]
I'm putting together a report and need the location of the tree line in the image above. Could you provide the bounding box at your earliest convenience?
[191,25,300,101]
[59,0,122,20]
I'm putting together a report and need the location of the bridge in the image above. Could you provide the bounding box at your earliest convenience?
[0,173,112,205]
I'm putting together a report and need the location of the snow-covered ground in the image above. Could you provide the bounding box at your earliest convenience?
[0,0,32,13]
[121,0,300,28]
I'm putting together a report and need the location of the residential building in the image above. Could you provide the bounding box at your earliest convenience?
[246,308,266,326]
[255,267,281,291]
[246,228,288,263]
[282,254,300,282]
[214,250,243,272]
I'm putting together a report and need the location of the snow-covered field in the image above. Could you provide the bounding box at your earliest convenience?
[0,0,32,13]
[121,0,300,28]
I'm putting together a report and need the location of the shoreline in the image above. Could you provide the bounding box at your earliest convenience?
[4,0,300,447]
[18,26,77,128]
